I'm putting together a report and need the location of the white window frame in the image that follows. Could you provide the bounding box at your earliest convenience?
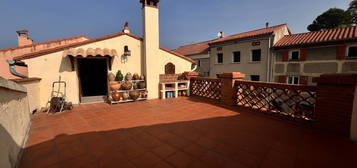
[216,53,223,64]
[250,49,262,62]
[286,76,299,84]
[289,50,300,61]
[347,45,357,58]
[232,51,241,63]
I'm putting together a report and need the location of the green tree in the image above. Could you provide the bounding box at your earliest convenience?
[347,0,357,24]
[307,8,353,31]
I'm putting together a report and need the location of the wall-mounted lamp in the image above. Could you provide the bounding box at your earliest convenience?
[124,46,131,56]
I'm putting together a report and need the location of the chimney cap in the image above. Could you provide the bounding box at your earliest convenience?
[140,0,160,7]
[16,30,29,34]
[122,21,130,33]
[265,22,269,28]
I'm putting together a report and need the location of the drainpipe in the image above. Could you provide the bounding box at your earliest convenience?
[266,36,272,82]
[7,60,28,78]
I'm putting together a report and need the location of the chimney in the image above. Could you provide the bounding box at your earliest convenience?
[141,0,160,99]
[122,21,130,33]
[16,30,33,46]
[218,31,224,38]
[266,22,269,28]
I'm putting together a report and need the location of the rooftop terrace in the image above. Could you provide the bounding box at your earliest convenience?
[19,97,357,168]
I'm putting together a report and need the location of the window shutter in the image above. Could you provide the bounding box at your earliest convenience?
[300,48,307,61]
[336,45,346,60]
[299,76,308,85]
[282,51,289,62]
[278,76,286,83]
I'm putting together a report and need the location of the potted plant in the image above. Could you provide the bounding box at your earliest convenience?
[115,70,124,81]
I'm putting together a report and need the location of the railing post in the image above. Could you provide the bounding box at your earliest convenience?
[313,74,357,140]
[183,71,199,80]
[217,72,245,106]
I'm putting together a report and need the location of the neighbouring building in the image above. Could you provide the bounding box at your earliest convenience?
[174,24,291,81]
[272,26,357,85]
[174,40,213,77]
[3,0,195,111]
[0,31,90,79]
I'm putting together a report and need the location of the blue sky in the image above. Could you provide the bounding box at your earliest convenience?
[0,0,351,49]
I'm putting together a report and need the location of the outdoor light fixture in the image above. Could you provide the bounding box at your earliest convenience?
[124,46,131,56]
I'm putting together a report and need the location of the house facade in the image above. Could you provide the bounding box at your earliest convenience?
[272,26,357,85]
[175,24,290,81]
[174,40,212,77]
[0,31,89,79]
[4,0,195,111]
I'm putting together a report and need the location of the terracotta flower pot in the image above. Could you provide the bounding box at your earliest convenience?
[138,81,146,89]
[121,81,133,90]
[112,91,121,101]
[129,91,140,101]
[122,92,129,100]
[108,73,116,81]
[133,73,140,80]
[125,73,133,81]
[110,81,121,91]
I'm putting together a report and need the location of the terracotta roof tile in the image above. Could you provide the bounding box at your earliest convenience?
[0,35,90,52]
[274,26,357,49]
[13,32,142,60]
[159,47,196,64]
[10,77,41,82]
[12,32,195,64]
[174,24,289,56]
[173,40,215,56]
[210,24,289,44]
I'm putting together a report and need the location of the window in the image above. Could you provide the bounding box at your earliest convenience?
[251,49,261,62]
[348,46,357,58]
[165,63,175,74]
[196,60,201,67]
[289,50,300,61]
[216,53,223,64]
[287,76,299,84]
[232,51,241,63]
[250,75,260,81]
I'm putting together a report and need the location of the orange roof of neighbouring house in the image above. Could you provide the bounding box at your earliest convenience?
[0,35,90,53]
[273,26,357,49]
[174,24,289,56]
[173,39,216,56]
[210,24,289,44]
[13,32,196,64]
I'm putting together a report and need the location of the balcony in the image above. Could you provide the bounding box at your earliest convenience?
[18,96,357,168]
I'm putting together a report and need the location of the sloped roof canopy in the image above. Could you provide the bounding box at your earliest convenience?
[65,48,118,71]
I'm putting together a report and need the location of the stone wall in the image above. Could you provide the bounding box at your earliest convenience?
[0,77,31,168]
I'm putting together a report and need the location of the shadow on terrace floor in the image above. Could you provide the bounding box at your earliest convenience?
[19,97,357,168]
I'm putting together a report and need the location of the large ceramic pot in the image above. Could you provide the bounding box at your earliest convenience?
[133,73,140,80]
[138,81,146,89]
[140,91,148,98]
[122,92,129,100]
[125,72,133,81]
[112,91,121,101]
[108,73,116,81]
[121,81,133,90]
[110,81,121,91]
[129,91,140,101]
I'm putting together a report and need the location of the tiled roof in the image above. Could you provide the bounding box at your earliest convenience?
[174,24,289,56]
[0,35,90,52]
[210,24,289,44]
[273,26,357,49]
[13,32,195,64]
[10,77,41,82]
[13,32,142,60]
[173,40,216,56]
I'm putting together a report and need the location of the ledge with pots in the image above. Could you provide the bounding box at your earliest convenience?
[108,72,148,104]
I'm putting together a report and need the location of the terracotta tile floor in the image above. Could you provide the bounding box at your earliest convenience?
[19,97,357,168]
